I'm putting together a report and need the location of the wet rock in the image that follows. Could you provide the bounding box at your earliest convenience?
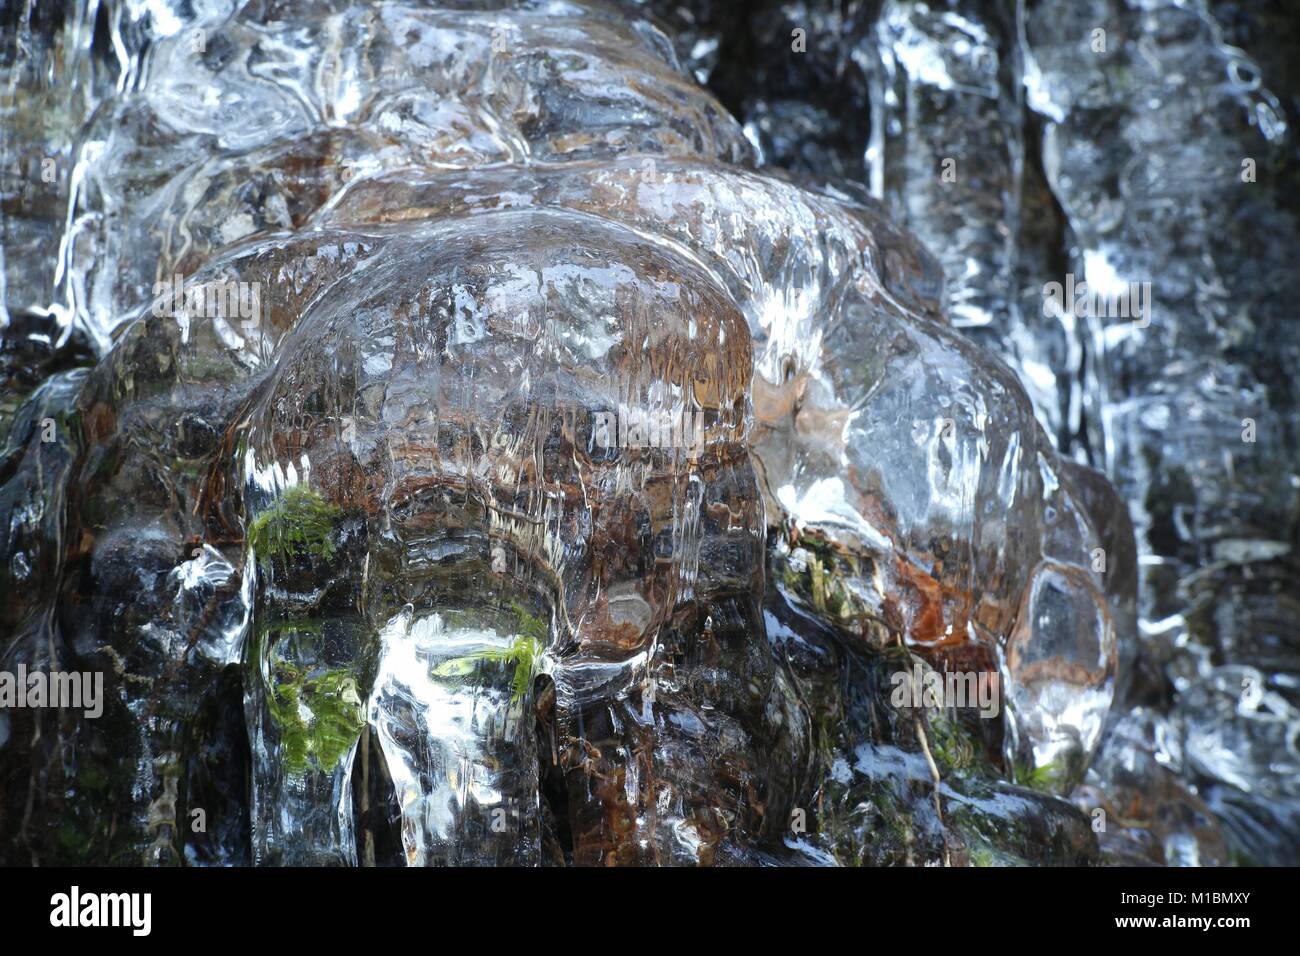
[0,0,1144,866]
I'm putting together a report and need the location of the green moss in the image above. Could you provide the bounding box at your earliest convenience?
[962,836,1025,867]
[828,785,918,866]
[248,485,342,565]
[267,664,366,776]
[1227,846,1259,868]
[927,711,979,776]
[813,708,840,769]
[511,601,548,645]
[1012,759,1063,793]
[259,617,324,641]
[967,842,997,867]
[784,543,856,622]
[433,633,545,703]
[429,601,548,703]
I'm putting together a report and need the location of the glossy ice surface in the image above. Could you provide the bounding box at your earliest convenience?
[0,0,1290,865]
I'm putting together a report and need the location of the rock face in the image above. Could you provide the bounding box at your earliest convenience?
[2,0,1138,865]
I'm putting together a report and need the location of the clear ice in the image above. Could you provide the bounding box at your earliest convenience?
[0,0,1293,865]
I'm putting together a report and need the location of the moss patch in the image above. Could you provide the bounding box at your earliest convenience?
[433,633,545,703]
[248,485,342,565]
[267,663,366,775]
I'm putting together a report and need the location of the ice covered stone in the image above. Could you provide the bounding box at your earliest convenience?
[0,0,1144,866]
[238,203,769,864]
[1003,560,1115,792]
[665,0,1299,862]
[55,0,755,351]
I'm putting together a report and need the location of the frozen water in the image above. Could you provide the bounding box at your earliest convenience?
[1,0,1288,866]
